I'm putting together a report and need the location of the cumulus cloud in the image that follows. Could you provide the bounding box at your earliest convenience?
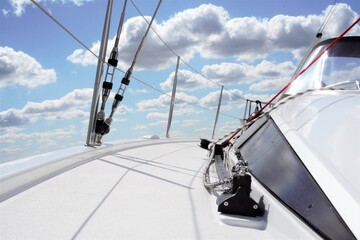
[6,0,94,17]
[159,60,296,92]
[67,3,358,75]
[0,125,81,162]
[199,89,245,110]
[136,88,270,118]
[199,88,271,110]
[0,46,56,88]
[181,119,200,127]
[0,109,30,127]
[136,92,198,111]
[203,60,295,85]
[321,4,360,38]
[133,124,147,130]
[160,69,215,91]
[128,88,148,95]
[323,65,360,86]
[66,4,231,68]
[0,126,77,145]
[66,44,98,66]
[2,9,10,16]
[146,112,168,120]
[203,4,359,60]
[0,88,93,127]
[249,76,290,92]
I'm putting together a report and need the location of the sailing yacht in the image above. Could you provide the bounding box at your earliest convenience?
[0,0,359,239]
[201,35,360,240]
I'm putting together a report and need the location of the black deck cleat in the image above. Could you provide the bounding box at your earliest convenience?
[200,138,211,150]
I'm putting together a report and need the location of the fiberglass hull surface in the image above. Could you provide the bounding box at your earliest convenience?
[0,139,319,239]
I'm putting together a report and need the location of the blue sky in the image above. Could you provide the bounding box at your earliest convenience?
[1,0,359,161]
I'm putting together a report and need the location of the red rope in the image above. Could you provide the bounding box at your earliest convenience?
[223,17,360,145]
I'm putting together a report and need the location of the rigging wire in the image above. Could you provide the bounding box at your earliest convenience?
[129,0,178,58]
[29,0,101,63]
[95,0,128,138]
[95,0,164,145]
[317,0,340,37]
[291,0,340,80]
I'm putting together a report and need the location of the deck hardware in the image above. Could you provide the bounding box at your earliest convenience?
[200,138,212,150]
[218,174,264,217]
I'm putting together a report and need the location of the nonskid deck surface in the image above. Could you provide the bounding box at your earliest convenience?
[1,141,208,239]
[0,140,304,239]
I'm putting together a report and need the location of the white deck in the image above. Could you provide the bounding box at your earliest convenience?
[0,139,318,239]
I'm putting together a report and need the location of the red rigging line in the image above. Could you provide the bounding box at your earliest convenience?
[222,17,360,146]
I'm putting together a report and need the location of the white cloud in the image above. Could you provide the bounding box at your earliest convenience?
[174,106,197,116]
[133,124,147,130]
[2,9,10,16]
[128,88,148,95]
[216,120,242,137]
[137,94,171,111]
[67,45,98,67]
[69,4,360,68]
[0,125,81,161]
[249,76,291,92]
[158,60,296,92]
[0,88,93,127]
[137,88,270,120]
[321,4,360,38]
[199,88,271,110]
[194,127,210,133]
[0,125,77,145]
[323,65,360,86]
[0,46,56,88]
[160,69,215,91]
[148,120,168,126]
[203,60,296,85]
[66,4,229,68]
[137,92,198,111]
[7,0,94,17]
[199,89,244,110]
[181,119,200,127]
[146,112,168,120]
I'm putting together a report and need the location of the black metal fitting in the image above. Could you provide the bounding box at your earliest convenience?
[108,50,118,67]
[218,174,264,217]
[231,173,251,194]
[199,138,211,150]
[95,119,105,134]
[214,144,223,156]
[115,94,123,101]
[102,81,113,90]
[102,121,110,135]
[121,70,131,85]
[108,58,118,67]
[121,76,130,85]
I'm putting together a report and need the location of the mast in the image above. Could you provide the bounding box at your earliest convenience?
[86,0,114,146]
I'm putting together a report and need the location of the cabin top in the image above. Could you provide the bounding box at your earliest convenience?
[284,36,360,95]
